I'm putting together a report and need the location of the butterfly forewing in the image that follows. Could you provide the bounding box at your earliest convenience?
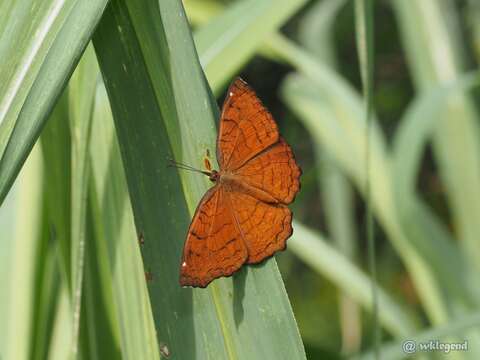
[217,78,279,171]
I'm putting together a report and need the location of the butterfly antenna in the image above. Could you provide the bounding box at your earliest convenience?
[167,157,211,176]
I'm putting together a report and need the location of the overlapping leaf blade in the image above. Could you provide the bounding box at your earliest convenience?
[0,0,109,205]
[93,0,306,358]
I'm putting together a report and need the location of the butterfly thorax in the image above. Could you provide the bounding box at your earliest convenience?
[217,171,279,204]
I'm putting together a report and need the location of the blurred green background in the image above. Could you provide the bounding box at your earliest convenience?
[1,0,480,359]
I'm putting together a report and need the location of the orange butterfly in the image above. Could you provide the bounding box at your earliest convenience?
[179,78,301,288]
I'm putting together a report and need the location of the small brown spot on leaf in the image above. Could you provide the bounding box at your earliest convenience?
[138,232,145,246]
[145,270,153,282]
[159,342,170,358]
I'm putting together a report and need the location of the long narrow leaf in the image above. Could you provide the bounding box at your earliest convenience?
[280,73,447,324]
[68,45,97,356]
[298,0,347,65]
[354,0,379,355]
[289,221,416,337]
[40,92,72,287]
[5,145,43,360]
[0,0,75,157]
[392,72,480,306]
[89,83,160,359]
[392,0,480,278]
[298,0,361,353]
[30,93,71,360]
[94,0,306,358]
[0,0,109,205]
[191,0,307,92]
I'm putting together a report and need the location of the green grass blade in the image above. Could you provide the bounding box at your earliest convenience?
[392,72,480,306]
[298,0,347,65]
[354,0,379,356]
[4,79,73,360]
[469,0,480,61]
[355,0,375,103]
[298,1,361,352]
[0,0,109,205]
[0,173,16,358]
[47,284,73,360]
[183,0,223,25]
[185,0,272,64]
[28,95,72,360]
[79,200,122,359]
[94,4,203,357]
[31,82,74,360]
[280,73,447,324]
[0,0,75,159]
[4,145,43,360]
[89,83,160,359]
[93,0,306,358]
[40,92,72,287]
[190,0,307,93]
[393,72,480,205]
[68,45,97,357]
[29,220,62,360]
[398,3,480,352]
[289,221,417,337]
[392,0,480,277]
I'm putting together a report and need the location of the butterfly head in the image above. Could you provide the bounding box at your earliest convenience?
[208,170,220,183]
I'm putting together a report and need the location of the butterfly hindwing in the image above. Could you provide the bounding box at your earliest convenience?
[226,189,292,264]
